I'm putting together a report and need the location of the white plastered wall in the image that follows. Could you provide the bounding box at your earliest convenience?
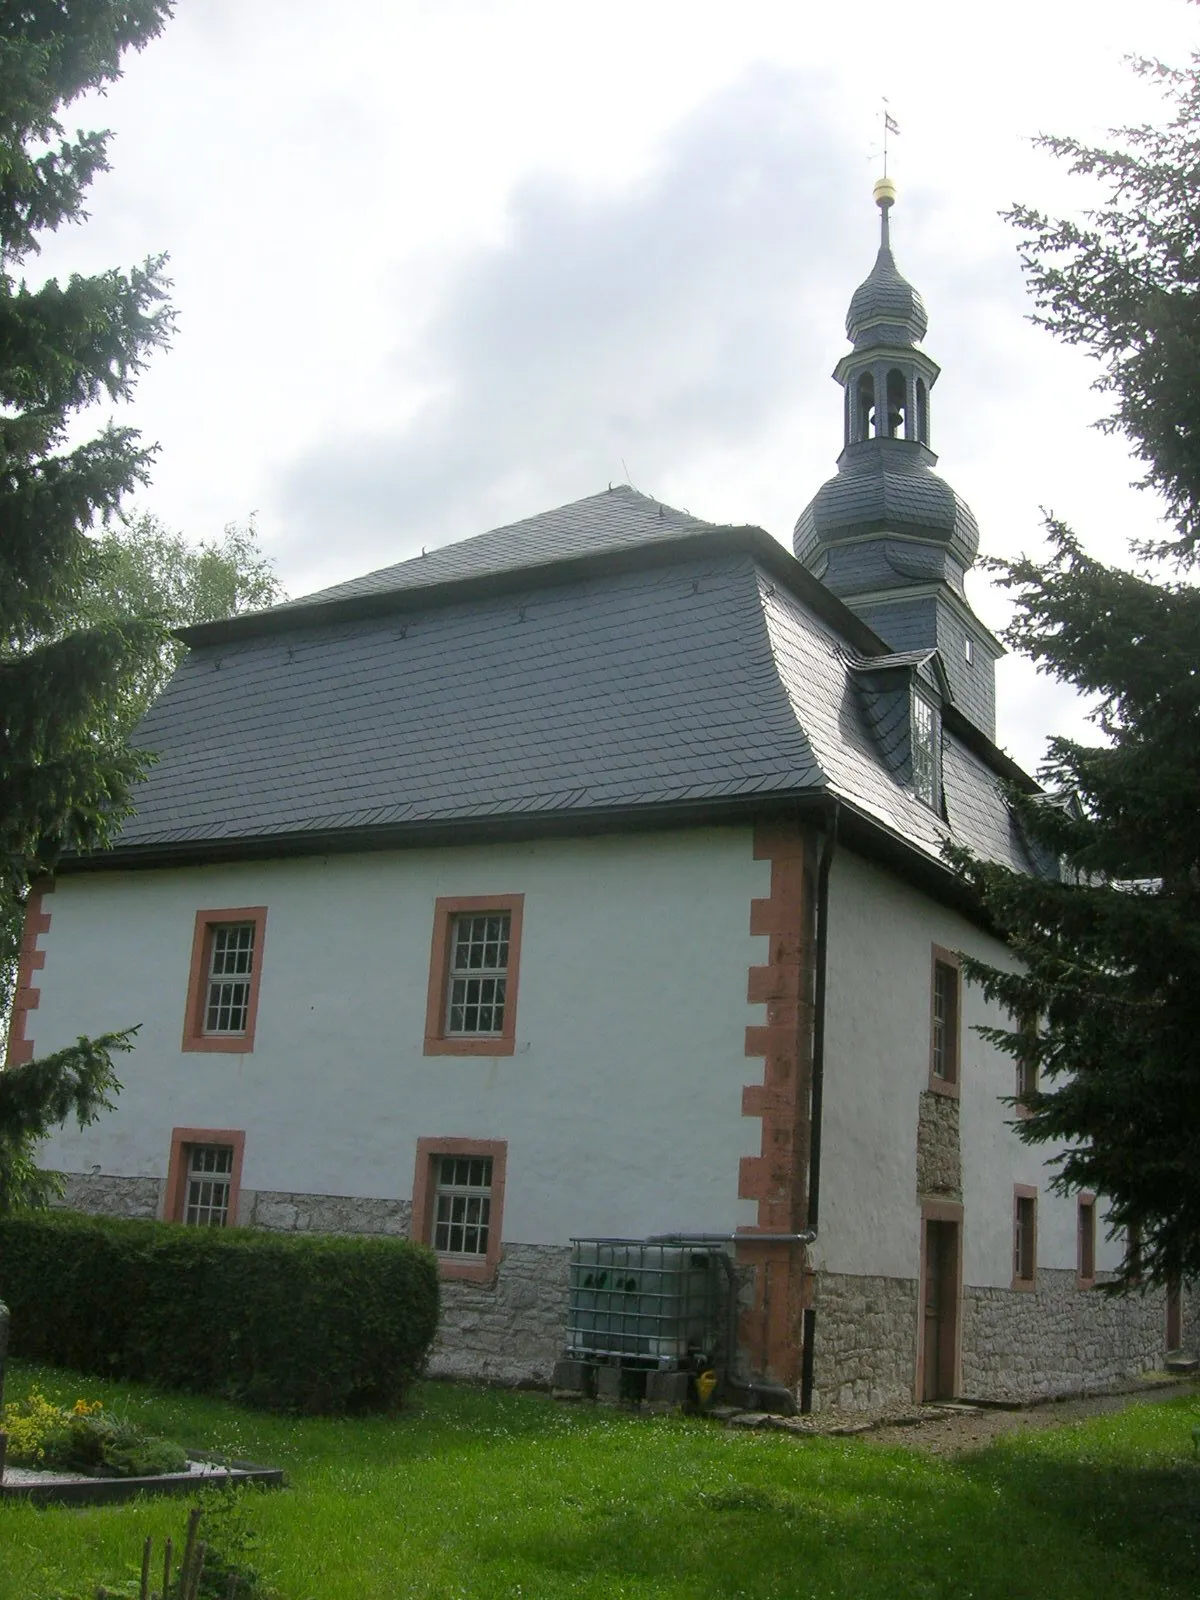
[815,848,1125,1287]
[35,829,768,1244]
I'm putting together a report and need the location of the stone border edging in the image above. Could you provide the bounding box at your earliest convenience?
[0,1455,285,1507]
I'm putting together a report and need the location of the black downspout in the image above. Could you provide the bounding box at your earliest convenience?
[800,798,839,1414]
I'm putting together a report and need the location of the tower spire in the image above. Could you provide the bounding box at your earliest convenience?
[793,181,1002,740]
[874,173,895,253]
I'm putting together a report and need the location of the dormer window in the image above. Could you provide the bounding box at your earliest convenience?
[849,650,948,812]
[911,690,940,808]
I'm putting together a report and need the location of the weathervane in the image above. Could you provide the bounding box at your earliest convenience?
[881,100,900,177]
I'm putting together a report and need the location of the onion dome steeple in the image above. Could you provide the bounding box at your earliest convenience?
[845,177,929,349]
[794,180,1001,739]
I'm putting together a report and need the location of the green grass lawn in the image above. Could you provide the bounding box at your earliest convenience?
[2,1361,1198,1599]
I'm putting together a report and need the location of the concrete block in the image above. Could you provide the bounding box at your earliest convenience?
[645,1370,691,1406]
[552,1359,594,1396]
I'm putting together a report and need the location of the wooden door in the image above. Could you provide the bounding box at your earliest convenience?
[1166,1277,1182,1352]
[922,1220,960,1402]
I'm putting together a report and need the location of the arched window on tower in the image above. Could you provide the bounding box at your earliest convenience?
[855,372,875,442]
[915,377,929,444]
[886,369,906,438]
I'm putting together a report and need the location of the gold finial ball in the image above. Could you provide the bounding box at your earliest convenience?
[873,175,897,209]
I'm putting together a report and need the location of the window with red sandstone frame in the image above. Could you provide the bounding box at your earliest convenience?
[423,896,524,1055]
[165,1128,245,1227]
[1013,1186,1037,1289]
[929,947,961,1093]
[1077,1194,1097,1287]
[182,907,267,1053]
[411,1137,507,1282]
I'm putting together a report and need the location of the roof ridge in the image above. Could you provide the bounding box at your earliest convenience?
[277,484,713,611]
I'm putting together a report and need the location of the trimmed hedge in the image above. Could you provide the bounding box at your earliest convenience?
[0,1211,440,1414]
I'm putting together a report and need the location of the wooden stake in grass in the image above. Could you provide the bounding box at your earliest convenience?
[111,1511,211,1600]
[179,1509,200,1596]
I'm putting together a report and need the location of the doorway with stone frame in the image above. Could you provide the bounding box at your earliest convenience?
[918,1202,962,1402]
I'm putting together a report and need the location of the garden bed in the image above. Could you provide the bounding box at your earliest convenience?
[0,1385,284,1506]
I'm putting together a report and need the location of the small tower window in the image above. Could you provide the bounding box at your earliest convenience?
[886,369,906,438]
[915,377,929,444]
[911,690,941,809]
[855,372,875,442]
[964,637,974,666]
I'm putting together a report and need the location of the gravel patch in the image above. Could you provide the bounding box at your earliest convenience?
[716,1377,1200,1457]
[2,1458,244,1487]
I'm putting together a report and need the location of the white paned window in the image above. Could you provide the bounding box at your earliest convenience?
[1014,1193,1037,1284]
[932,960,959,1083]
[433,1155,493,1258]
[205,923,255,1035]
[184,1144,234,1227]
[911,691,939,808]
[446,912,510,1037]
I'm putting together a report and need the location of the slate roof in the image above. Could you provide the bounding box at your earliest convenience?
[277,486,713,608]
[793,438,980,575]
[96,487,1036,885]
[846,241,929,350]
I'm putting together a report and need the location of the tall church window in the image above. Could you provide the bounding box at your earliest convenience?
[915,377,929,443]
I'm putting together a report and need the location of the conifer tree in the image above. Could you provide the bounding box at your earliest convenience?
[0,514,284,1036]
[0,2,174,1211]
[949,57,1200,1290]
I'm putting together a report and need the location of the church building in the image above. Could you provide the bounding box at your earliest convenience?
[15,183,1186,1408]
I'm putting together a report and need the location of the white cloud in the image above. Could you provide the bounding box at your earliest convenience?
[24,0,1200,774]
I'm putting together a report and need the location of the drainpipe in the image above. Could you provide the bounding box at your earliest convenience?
[800,797,839,1414]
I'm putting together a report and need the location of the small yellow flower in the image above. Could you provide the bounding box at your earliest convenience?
[3,1389,70,1463]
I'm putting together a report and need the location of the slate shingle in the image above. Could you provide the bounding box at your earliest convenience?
[110,490,1033,879]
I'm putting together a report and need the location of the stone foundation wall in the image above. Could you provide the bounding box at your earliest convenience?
[810,1272,919,1411]
[54,1172,161,1219]
[961,1270,1168,1401]
[812,1267,1179,1412]
[242,1190,412,1236]
[916,1093,961,1201]
[50,1175,414,1237]
[427,1244,573,1385]
[51,1176,1190,1398]
[51,1172,572,1385]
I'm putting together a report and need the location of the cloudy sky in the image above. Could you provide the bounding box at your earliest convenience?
[38,0,1198,771]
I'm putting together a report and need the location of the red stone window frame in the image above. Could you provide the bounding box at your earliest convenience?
[423,895,524,1057]
[411,1136,507,1283]
[164,1127,245,1226]
[1077,1192,1097,1288]
[1013,1184,1038,1290]
[1014,1011,1040,1120]
[928,946,961,1097]
[182,907,268,1053]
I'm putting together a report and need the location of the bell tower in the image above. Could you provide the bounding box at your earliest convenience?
[794,180,1001,740]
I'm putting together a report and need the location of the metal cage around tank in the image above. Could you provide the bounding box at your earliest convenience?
[565,1238,727,1372]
